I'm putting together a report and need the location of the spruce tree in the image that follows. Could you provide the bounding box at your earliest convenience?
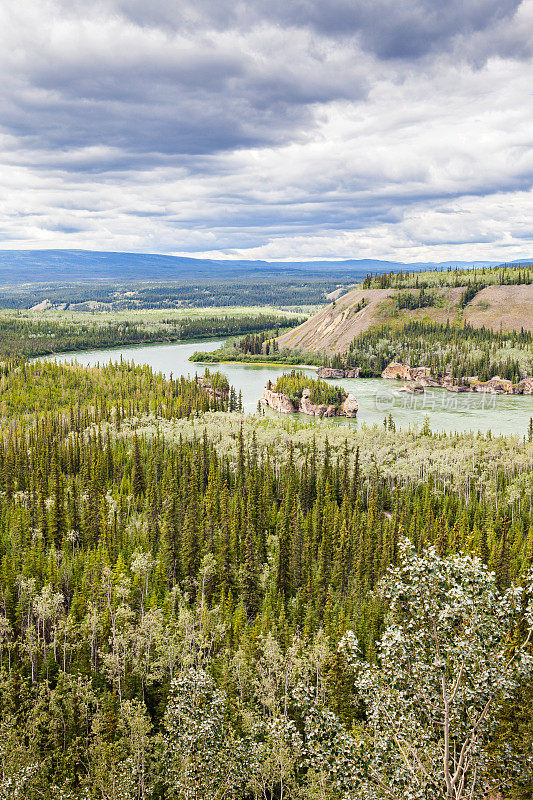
[242,527,260,619]
[132,433,145,498]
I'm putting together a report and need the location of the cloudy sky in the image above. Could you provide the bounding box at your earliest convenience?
[1,0,532,261]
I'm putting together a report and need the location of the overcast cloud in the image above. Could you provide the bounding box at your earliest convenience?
[0,0,532,261]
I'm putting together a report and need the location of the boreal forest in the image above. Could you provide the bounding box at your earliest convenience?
[2,0,533,791]
[0,358,532,799]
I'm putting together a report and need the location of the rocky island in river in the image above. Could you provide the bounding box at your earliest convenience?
[260,370,358,417]
[381,362,533,394]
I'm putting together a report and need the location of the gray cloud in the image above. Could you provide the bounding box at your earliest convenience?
[281,0,523,58]
[0,0,531,260]
[1,2,370,161]
[111,0,524,59]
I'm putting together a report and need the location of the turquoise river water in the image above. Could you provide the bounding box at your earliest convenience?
[44,339,533,436]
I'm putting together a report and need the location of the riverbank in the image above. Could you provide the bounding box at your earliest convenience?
[1,306,303,360]
[42,338,533,436]
[192,354,533,397]
[381,362,533,395]
[33,334,231,360]
[193,357,319,370]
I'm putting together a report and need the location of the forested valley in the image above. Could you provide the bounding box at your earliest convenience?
[0,359,532,799]
[0,279,341,311]
[0,311,305,360]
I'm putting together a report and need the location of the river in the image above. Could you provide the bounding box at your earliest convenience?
[44,339,533,436]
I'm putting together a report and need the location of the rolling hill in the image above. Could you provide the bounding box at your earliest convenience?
[277,284,533,354]
[0,249,507,286]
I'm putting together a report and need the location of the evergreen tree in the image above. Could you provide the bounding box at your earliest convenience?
[132,433,146,498]
[242,527,260,619]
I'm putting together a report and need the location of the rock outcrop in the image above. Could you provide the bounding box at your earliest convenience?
[515,377,533,394]
[469,376,514,394]
[381,362,431,381]
[316,367,344,379]
[382,362,533,395]
[260,387,358,417]
[316,366,361,379]
[196,376,229,401]
[398,383,425,394]
[339,393,359,416]
[299,388,340,417]
[259,388,295,414]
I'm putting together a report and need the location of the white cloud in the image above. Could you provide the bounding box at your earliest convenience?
[0,0,531,261]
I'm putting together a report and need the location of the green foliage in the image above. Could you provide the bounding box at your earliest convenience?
[460,280,485,307]
[396,287,436,309]
[343,320,533,381]
[362,262,533,290]
[0,360,532,797]
[236,328,281,356]
[161,668,249,798]
[0,359,233,418]
[273,370,345,406]
[0,309,305,359]
[328,545,533,800]
[191,326,301,364]
[193,318,533,387]
[0,278,342,311]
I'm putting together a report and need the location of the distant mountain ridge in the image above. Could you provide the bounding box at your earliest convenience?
[0,249,527,286]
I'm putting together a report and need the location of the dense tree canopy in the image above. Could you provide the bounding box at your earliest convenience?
[197,320,533,385]
[0,311,305,359]
[272,370,345,407]
[362,264,533,291]
[0,360,532,798]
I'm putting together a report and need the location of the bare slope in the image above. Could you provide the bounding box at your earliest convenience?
[277,288,391,353]
[278,284,533,354]
[464,285,533,332]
